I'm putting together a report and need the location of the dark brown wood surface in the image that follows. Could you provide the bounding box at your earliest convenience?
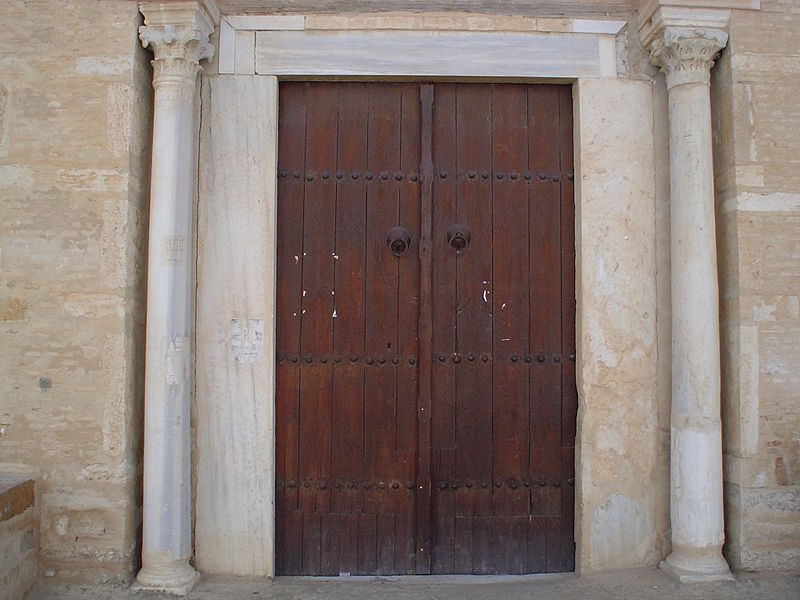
[275,82,575,576]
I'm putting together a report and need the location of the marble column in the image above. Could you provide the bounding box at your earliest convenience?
[135,1,217,594]
[650,26,734,582]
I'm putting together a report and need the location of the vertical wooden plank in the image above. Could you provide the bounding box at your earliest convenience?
[363,84,402,572]
[528,85,562,527]
[357,514,378,575]
[321,512,341,576]
[454,83,494,575]
[376,513,396,575]
[453,516,474,574]
[284,510,304,575]
[550,446,576,572]
[396,82,422,575]
[332,84,369,518]
[340,513,359,575]
[472,516,493,575]
[526,515,547,573]
[559,85,577,449]
[558,85,577,573]
[417,83,435,575]
[298,83,338,518]
[490,85,531,572]
[302,512,322,575]
[276,82,307,574]
[429,83,456,575]
[492,516,526,574]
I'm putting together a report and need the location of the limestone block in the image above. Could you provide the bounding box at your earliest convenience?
[589,494,654,570]
[0,476,34,523]
[0,475,38,600]
[759,324,800,406]
[0,298,29,322]
[730,7,800,57]
[740,294,800,323]
[746,83,800,192]
[722,323,759,456]
[724,454,776,488]
[196,75,278,576]
[0,165,33,189]
[75,56,134,77]
[574,77,660,571]
[723,481,744,566]
[0,81,9,157]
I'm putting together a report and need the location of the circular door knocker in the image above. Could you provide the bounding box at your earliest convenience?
[447,224,471,254]
[386,226,412,257]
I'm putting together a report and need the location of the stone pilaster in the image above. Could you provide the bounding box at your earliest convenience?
[647,24,734,582]
[135,1,217,595]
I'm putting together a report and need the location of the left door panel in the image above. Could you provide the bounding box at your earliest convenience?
[275,82,421,575]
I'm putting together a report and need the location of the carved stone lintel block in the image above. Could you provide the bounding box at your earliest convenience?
[649,27,728,88]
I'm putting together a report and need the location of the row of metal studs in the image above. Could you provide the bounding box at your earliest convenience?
[275,478,575,490]
[436,353,576,364]
[436,478,575,490]
[277,355,417,365]
[279,169,575,182]
[277,353,576,365]
[278,479,415,490]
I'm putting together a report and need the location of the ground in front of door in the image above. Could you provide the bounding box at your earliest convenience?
[26,569,800,600]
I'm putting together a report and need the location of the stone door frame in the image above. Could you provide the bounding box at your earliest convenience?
[192,13,661,578]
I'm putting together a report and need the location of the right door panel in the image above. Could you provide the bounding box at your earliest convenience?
[429,83,576,574]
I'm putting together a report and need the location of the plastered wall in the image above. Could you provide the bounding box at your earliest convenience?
[712,1,800,572]
[0,0,152,582]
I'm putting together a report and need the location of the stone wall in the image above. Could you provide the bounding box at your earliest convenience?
[712,0,800,572]
[0,0,152,583]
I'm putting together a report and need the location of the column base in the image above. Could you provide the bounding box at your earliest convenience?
[133,563,200,596]
[659,550,734,583]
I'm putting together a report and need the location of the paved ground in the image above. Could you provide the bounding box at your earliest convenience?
[26,568,800,600]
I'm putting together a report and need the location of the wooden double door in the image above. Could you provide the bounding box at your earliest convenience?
[275,82,576,576]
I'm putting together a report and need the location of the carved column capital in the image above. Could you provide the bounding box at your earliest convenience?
[139,1,218,91]
[649,27,728,88]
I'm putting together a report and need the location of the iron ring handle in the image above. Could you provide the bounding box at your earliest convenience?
[447,224,471,254]
[386,226,412,257]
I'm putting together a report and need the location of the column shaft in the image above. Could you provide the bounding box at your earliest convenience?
[667,79,727,572]
[138,80,198,592]
[135,1,216,594]
[651,26,734,582]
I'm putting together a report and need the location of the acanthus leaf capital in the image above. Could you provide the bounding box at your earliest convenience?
[649,27,728,88]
